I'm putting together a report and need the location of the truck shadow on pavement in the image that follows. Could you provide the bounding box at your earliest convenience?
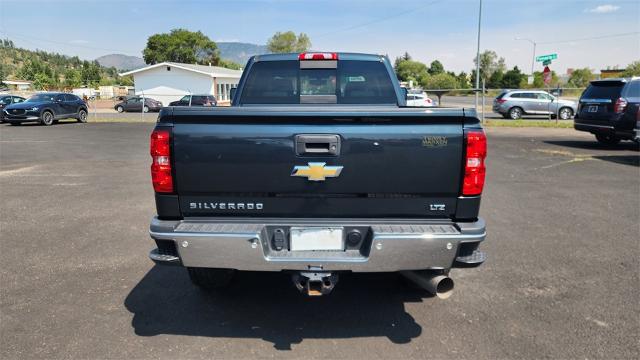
[124,266,427,350]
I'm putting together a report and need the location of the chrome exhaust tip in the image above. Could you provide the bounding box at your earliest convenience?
[400,271,454,299]
[292,271,338,296]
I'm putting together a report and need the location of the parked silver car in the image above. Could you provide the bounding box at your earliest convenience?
[493,90,577,120]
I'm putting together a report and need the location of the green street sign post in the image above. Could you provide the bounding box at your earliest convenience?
[536,54,557,62]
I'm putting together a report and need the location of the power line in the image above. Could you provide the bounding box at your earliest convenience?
[315,0,443,38]
[537,31,640,45]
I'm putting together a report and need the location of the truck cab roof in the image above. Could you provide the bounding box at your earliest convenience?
[251,52,387,62]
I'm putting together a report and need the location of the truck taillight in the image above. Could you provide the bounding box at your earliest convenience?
[298,52,338,60]
[150,129,173,193]
[462,129,487,196]
[614,97,627,114]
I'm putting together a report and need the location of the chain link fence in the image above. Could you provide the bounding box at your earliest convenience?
[3,87,586,123]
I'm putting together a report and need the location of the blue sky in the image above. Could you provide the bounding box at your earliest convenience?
[0,0,638,74]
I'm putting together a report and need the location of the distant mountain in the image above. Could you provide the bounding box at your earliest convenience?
[95,54,146,71]
[217,42,270,66]
[95,42,268,71]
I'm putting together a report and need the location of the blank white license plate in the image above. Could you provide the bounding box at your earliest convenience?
[290,227,344,251]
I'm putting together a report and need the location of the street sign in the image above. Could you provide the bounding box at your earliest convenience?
[542,59,552,66]
[536,53,557,62]
[543,66,552,86]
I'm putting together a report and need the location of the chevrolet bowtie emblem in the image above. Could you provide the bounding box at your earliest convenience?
[291,162,343,181]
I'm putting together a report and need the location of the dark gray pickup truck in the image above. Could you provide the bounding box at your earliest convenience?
[148,52,487,298]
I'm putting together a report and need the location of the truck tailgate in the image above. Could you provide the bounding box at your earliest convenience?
[169,108,466,218]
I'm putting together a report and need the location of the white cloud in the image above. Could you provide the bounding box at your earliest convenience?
[585,4,620,13]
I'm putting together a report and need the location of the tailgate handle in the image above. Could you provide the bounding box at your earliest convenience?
[295,134,340,156]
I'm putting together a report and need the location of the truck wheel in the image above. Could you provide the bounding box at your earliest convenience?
[595,133,621,145]
[187,267,235,290]
[508,107,523,120]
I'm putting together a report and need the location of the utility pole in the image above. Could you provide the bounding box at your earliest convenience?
[515,37,537,83]
[474,0,483,112]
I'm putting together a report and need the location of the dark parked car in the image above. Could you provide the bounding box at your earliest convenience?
[114,96,162,113]
[575,78,640,144]
[3,93,88,126]
[0,95,27,122]
[168,94,217,107]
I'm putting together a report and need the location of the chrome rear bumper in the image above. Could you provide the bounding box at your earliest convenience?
[149,217,486,272]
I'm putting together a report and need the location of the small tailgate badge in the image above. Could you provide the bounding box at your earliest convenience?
[291,162,343,181]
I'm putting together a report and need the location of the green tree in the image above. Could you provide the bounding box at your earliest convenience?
[143,28,220,65]
[218,59,243,70]
[428,60,444,75]
[502,66,524,89]
[487,69,504,89]
[422,73,459,104]
[80,61,101,86]
[267,31,311,53]
[33,72,54,90]
[118,75,134,86]
[473,50,506,86]
[422,72,458,90]
[568,68,594,88]
[395,59,429,83]
[456,71,470,88]
[622,60,640,77]
[531,70,559,88]
[63,69,82,88]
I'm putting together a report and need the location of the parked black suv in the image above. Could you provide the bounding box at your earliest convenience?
[4,93,88,126]
[574,78,640,144]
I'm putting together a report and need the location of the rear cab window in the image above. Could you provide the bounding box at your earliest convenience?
[240,59,397,105]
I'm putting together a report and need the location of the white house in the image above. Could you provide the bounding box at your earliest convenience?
[2,80,32,91]
[119,62,243,105]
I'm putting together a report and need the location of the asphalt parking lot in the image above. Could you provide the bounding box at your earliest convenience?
[0,123,638,359]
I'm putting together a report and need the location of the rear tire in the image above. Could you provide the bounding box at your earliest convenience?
[143,105,149,113]
[187,267,235,290]
[595,133,621,145]
[41,111,54,126]
[116,106,124,113]
[508,107,523,120]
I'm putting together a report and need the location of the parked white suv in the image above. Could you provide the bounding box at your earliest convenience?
[493,90,577,120]
[406,92,435,107]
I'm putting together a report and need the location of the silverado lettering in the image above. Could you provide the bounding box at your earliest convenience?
[148,52,487,298]
[189,202,264,210]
